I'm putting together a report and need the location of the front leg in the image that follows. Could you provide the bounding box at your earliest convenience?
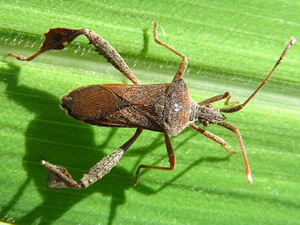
[8,28,140,85]
[217,122,252,184]
[42,128,143,189]
[189,124,236,154]
[198,92,239,106]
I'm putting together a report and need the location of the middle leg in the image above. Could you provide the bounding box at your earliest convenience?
[153,21,188,82]
[133,132,176,185]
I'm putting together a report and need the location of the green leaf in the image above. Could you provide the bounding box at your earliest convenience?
[0,0,299,224]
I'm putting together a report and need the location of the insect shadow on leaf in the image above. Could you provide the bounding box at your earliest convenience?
[8,22,296,188]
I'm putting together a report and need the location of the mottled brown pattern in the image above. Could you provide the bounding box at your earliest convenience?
[8,21,295,188]
[163,79,193,136]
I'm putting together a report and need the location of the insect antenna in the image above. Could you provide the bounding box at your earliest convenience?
[221,37,296,114]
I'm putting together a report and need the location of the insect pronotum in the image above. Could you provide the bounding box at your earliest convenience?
[8,22,296,189]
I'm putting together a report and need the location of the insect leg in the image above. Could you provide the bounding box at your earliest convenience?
[189,124,236,154]
[133,132,175,185]
[41,128,143,189]
[221,37,296,113]
[83,29,140,84]
[8,28,140,84]
[217,122,252,184]
[198,92,239,106]
[153,21,188,82]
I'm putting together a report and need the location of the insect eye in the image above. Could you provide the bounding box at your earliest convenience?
[202,120,210,126]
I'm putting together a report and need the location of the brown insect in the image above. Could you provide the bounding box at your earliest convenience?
[8,22,295,189]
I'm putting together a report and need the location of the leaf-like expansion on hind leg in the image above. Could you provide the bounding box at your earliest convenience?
[42,28,84,51]
[41,159,80,189]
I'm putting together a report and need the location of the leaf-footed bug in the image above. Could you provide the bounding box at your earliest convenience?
[8,22,295,189]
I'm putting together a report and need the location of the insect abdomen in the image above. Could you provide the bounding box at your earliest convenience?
[61,85,130,122]
[61,84,170,132]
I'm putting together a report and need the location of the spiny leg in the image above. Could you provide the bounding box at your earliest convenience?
[217,122,252,184]
[189,124,236,154]
[8,28,140,85]
[153,21,188,82]
[42,128,143,189]
[221,37,296,113]
[133,132,175,185]
[198,92,239,106]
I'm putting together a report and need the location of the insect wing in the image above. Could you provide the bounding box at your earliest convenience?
[97,84,169,131]
[61,85,129,121]
[62,84,170,131]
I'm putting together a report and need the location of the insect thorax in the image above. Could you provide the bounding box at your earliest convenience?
[163,79,195,136]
